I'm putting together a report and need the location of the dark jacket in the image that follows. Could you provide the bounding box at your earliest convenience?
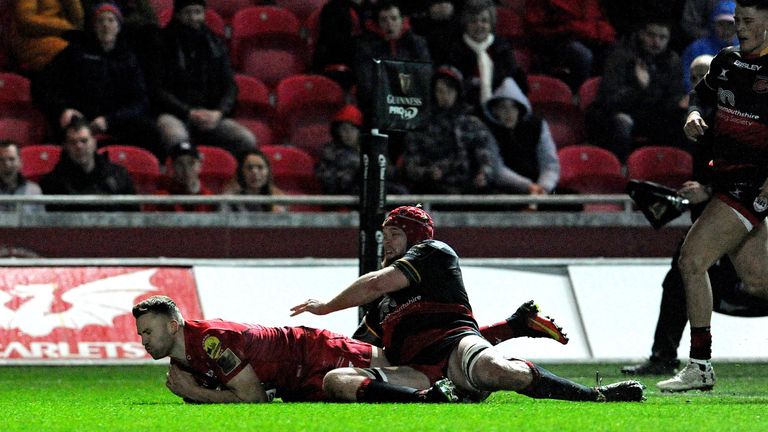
[151,19,237,119]
[40,152,137,211]
[35,33,151,128]
[311,0,364,72]
[354,22,431,112]
[446,36,529,110]
[592,33,685,117]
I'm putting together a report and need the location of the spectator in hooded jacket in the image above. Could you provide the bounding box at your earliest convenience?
[34,2,163,159]
[482,78,560,197]
[150,0,256,157]
[8,0,84,72]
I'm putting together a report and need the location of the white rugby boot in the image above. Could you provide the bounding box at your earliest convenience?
[657,361,715,392]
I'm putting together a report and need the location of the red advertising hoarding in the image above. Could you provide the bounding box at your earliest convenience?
[0,267,201,362]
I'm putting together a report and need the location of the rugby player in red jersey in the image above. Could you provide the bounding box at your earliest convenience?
[292,205,645,403]
[659,0,768,392]
[133,295,562,403]
[133,295,385,403]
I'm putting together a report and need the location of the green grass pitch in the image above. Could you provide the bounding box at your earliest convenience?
[1,363,768,431]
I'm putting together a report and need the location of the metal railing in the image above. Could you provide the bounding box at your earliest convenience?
[0,194,681,228]
[0,193,634,211]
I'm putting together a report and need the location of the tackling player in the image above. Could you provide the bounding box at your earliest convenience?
[291,205,645,403]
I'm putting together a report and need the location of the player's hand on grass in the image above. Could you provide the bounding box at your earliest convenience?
[290,299,330,316]
[166,364,199,399]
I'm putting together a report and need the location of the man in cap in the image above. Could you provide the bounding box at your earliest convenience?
[292,205,646,403]
[150,141,218,212]
[149,0,256,157]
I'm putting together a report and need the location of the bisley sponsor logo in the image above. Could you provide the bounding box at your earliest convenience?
[733,60,762,71]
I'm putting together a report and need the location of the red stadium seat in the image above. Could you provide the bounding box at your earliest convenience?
[231,6,307,86]
[98,145,161,194]
[147,0,173,16]
[233,74,275,145]
[197,145,238,193]
[303,6,322,50]
[495,7,525,42]
[157,8,227,38]
[20,144,61,182]
[577,76,602,112]
[558,145,626,211]
[626,146,693,190]
[527,75,583,148]
[0,72,47,144]
[205,0,253,20]
[274,0,328,21]
[274,74,344,158]
[260,144,319,194]
[260,144,320,210]
[527,74,574,106]
[512,47,531,73]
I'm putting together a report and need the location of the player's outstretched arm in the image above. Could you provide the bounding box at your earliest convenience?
[166,364,269,403]
[290,266,409,317]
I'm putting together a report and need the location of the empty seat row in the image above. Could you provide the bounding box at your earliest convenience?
[558,144,693,211]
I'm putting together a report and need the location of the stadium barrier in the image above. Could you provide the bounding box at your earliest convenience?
[0,258,765,365]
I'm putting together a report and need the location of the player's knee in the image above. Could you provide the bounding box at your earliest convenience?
[322,369,346,399]
[739,275,768,298]
[470,356,530,391]
[677,248,709,277]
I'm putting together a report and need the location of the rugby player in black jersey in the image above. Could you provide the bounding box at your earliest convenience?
[292,205,644,402]
[660,0,768,392]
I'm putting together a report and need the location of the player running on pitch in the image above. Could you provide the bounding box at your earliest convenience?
[292,205,645,403]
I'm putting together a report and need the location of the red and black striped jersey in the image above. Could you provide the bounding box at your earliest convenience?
[693,46,768,181]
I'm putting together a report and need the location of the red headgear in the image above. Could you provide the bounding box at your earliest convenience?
[382,205,435,245]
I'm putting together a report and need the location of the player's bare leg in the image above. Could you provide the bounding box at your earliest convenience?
[660,199,749,391]
[447,335,644,402]
[728,220,768,300]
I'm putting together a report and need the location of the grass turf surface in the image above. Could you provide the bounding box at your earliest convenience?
[1,363,768,431]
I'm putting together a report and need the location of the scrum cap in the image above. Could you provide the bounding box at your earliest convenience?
[382,205,434,245]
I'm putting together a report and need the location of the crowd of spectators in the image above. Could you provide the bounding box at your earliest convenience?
[0,0,736,211]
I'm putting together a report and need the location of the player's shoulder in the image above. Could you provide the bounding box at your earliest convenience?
[711,46,739,64]
[409,240,458,258]
[190,319,250,334]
